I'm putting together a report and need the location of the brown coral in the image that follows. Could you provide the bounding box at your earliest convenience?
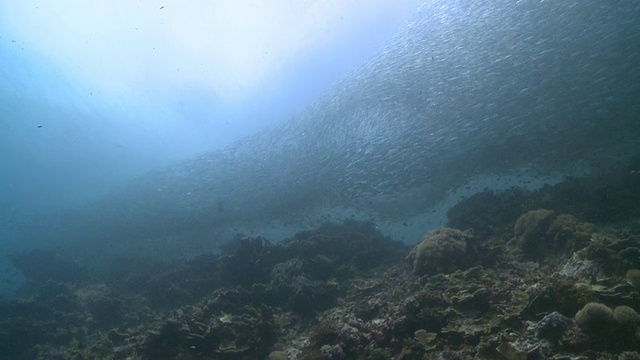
[508,209,556,260]
[574,302,617,334]
[613,305,640,329]
[508,210,595,263]
[407,227,473,276]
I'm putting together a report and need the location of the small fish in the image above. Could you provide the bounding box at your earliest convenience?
[37,125,43,128]
[159,5,164,10]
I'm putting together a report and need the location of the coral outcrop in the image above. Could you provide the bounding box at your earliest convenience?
[407,227,474,276]
[508,210,595,263]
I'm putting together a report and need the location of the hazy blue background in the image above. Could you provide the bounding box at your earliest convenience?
[0,0,423,212]
[2,0,639,296]
[1,1,423,294]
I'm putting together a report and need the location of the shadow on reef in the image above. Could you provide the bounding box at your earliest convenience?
[448,158,640,239]
[2,166,640,359]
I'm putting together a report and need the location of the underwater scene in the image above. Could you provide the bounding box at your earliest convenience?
[1,1,640,359]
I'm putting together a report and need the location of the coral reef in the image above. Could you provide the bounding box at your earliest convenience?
[574,302,617,334]
[508,210,595,263]
[447,188,529,239]
[3,171,640,359]
[406,227,474,276]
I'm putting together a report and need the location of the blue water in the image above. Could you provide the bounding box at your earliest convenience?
[2,0,640,296]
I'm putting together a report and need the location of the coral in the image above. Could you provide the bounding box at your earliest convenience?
[217,235,278,286]
[280,219,407,279]
[577,233,640,277]
[613,306,640,351]
[509,209,556,260]
[524,277,597,319]
[574,302,617,334]
[413,329,437,350]
[569,304,640,352]
[546,213,596,256]
[532,311,570,356]
[614,305,640,329]
[534,311,569,341]
[268,350,288,360]
[5,180,640,360]
[75,284,130,328]
[133,302,279,360]
[619,352,640,360]
[508,210,595,263]
[446,188,529,239]
[267,260,340,316]
[627,269,640,287]
[407,227,474,276]
[117,253,223,309]
[566,302,640,352]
